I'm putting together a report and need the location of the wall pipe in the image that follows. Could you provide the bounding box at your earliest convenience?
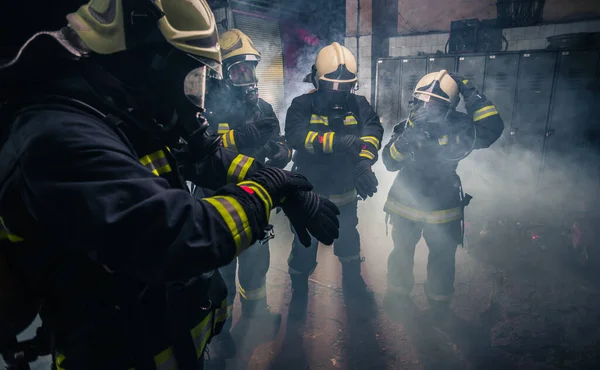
[356,0,360,89]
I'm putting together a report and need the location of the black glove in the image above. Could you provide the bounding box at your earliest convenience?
[254,116,279,138]
[449,73,477,98]
[332,134,362,154]
[265,140,292,169]
[233,123,261,148]
[245,168,340,247]
[354,160,378,199]
[284,191,340,247]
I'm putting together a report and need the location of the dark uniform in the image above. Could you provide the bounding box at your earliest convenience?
[199,90,290,329]
[0,71,274,369]
[285,91,383,275]
[382,94,504,304]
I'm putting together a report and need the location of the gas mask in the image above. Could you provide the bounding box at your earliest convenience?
[409,99,453,135]
[225,59,260,106]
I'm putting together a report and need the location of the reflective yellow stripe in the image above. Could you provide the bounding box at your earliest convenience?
[237,282,267,301]
[214,303,231,326]
[204,196,252,254]
[390,143,404,162]
[191,312,214,358]
[360,149,375,160]
[0,217,24,242]
[227,154,255,183]
[438,135,448,146]
[310,114,329,126]
[55,353,66,370]
[384,199,462,224]
[304,131,319,153]
[154,346,178,370]
[328,189,357,206]
[222,130,237,151]
[140,150,172,176]
[344,115,358,126]
[426,292,453,301]
[361,136,380,150]
[407,118,415,128]
[322,132,335,153]
[217,123,230,134]
[473,105,499,122]
[238,180,273,219]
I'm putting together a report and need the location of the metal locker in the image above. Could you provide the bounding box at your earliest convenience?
[456,55,486,113]
[539,50,600,215]
[510,51,558,218]
[427,56,456,74]
[374,59,401,128]
[398,57,427,121]
[482,53,520,155]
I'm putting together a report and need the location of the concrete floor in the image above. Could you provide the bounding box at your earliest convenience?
[8,164,600,370]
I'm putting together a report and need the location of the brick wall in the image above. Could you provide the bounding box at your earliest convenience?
[389,19,600,57]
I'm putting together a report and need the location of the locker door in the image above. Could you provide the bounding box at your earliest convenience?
[540,50,600,214]
[482,53,520,155]
[510,52,557,218]
[398,57,427,121]
[456,55,486,113]
[427,56,456,74]
[375,59,401,127]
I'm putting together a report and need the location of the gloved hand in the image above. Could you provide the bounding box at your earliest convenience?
[354,160,378,199]
[449,73,477,98]
[284,191,340,247]
[265,140,292,169]
[234,117,278,148]
[332,134,362,154]
[245,168,340,247]
[253,116,279,139]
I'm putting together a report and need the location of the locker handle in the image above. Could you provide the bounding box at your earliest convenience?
[546,129,555,137]
[510,128,518,136]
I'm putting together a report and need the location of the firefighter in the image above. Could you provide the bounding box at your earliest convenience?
[285,42,384,314]
[198,28,291,366]
[0,1,340,369]
[382,70,504,314]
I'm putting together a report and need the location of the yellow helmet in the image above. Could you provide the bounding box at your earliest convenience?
[413,70,459,106]
[220,28,260,62]
[66,0,222,77]
[219,28,260,87]
[314,42,357,91]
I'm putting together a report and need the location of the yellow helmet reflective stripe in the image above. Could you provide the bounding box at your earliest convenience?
[220,28,260,63]
[67,0,222,76]
[413,70,459,106]
[314,42,357,90]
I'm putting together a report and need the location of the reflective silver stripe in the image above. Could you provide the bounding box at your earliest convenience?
[344,115,358,125]
[310,114,329,125]
[426,292,453,301]
[227,154,254,183]
[390,143,404,162]
[338,254,361,263]
[237,282,267,301]
[204,196,252,253]
[217,123,230,134]
[304,131,319,153]
[192,312,214,357]
[361,136,380,150]
[322,132,334,153]
[384,198,462,224]
[473,105,499,122]
[328,190,357,206]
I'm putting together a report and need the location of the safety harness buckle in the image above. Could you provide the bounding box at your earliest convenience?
[260,224,275,245]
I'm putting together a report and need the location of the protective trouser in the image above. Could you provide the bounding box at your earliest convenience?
[219,240,270,329]
[288,196,360,275]
[388,214,462,302]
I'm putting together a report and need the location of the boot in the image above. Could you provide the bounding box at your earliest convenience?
[240,298,282,339]
[424,281,452,325]
[288,273,309,319]
[341,258,373,300]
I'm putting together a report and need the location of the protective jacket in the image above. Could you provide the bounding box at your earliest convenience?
[205,89,291,167]
[0,66,273,369]
[382,98,504,221]
[285,91,383,198]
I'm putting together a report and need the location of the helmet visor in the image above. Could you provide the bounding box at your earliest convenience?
[184,65,207,110]
[227,61,258,86]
